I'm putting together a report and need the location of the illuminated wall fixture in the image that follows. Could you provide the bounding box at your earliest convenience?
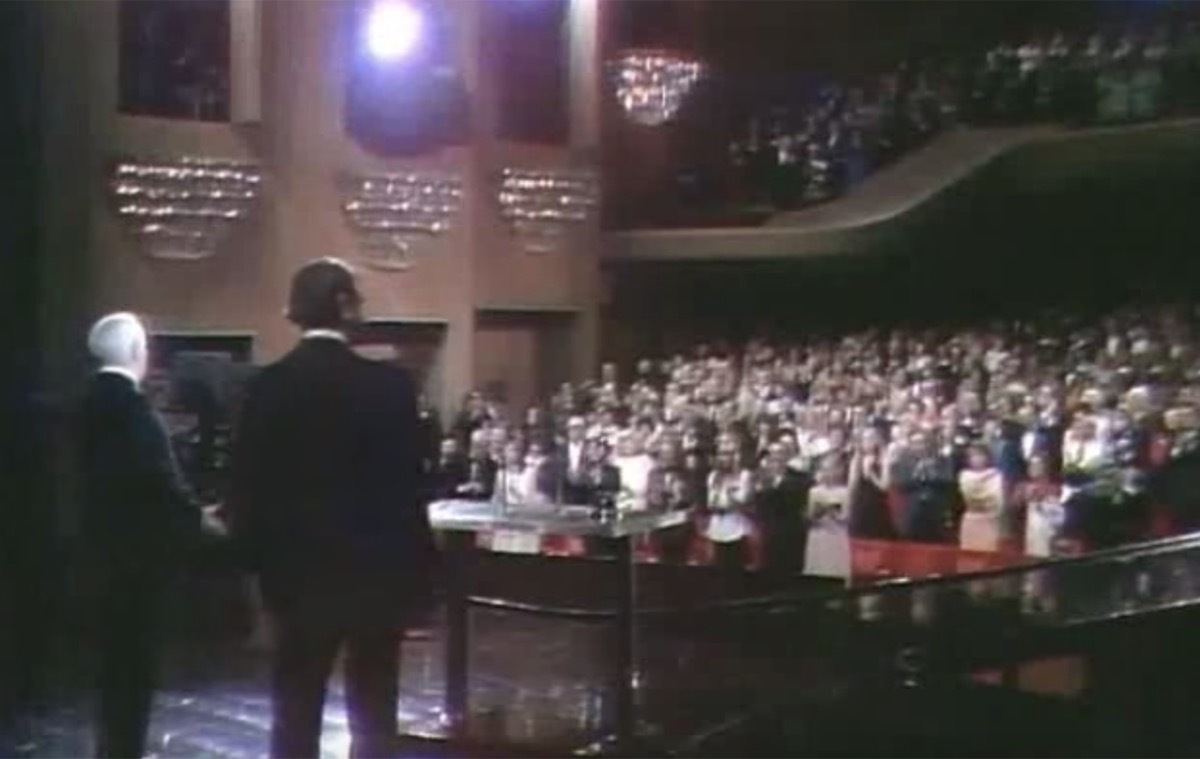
[496,168,599,253]
[110,157,263,261]
[608,49,704,127]
[340,171,463,271]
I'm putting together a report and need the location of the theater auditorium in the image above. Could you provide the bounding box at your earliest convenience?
[6,0,1200,756]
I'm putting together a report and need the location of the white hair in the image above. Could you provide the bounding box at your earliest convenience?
[87,312,147,369]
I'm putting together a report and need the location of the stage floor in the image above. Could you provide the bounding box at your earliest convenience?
[5,603,821,758]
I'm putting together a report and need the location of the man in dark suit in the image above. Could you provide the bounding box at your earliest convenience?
[77,312,222,759]
[557,416,591,504]
[578,438,623,556]
[431,436,469,500]
[755,442,811,574]
[894,430,959,543]
[577,437,621,509]
[453,429,497,500]
[226,259,436,759]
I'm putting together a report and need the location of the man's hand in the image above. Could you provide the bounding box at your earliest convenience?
[201,503,228,537]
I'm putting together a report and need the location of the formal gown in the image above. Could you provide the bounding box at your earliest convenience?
[958,468,1005,551]
[614,454,655,512]
[1021,481,1065,558]
[704,470,753,543]
[492,467,526,507]
[804,485,851,580]
[849,457,893,539]
[704,470,754,568]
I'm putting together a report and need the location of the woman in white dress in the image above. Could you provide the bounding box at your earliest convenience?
[1061,414,1107,476]
[804,454,852,581]
[704,442,755,569]
[957,444,1006,552]
[612,431,656,512]
[1013,453,1065,611]
[492,441,528,509]
[1016,454,1065,558]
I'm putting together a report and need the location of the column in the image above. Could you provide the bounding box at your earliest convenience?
[567,0,602,153]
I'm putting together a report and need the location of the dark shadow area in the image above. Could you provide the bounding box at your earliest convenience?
[0,1,52,749]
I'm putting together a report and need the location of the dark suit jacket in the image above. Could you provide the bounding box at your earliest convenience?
[897,455,960,542]
[1151,438,1200,531]
[432,456,469,500]
[226,338,435,628]
[545,450,620,506]
[456,456,497,500]
[755,471,811,566]
[585,463,622,506]
[542,444,585,503]
[77,371,200,574]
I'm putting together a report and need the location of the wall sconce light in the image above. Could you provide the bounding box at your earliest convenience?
[340,171,463,270]
[496,167,599,253]
[109,157,263,261]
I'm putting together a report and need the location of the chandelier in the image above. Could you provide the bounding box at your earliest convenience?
[496,168,599,253]
[340,172,463,271]
[109,157,262,261]
[609,49,704,127]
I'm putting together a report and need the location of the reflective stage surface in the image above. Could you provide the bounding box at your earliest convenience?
[5,605,811,758]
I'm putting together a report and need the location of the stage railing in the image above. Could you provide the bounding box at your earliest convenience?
[453,528,1200,754]
[479,526,1034,582]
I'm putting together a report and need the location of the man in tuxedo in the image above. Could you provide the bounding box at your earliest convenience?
[77,312,222,759]
[558,416,591,503]
[755,442,811,574]
[226,259,436,759]
[894,430,959,543]
[579,438,622,556]
[431,436,468,499]
[454,429,498,500]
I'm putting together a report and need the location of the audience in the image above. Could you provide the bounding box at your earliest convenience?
[666,19,1200,229]
[430,302,1200,576]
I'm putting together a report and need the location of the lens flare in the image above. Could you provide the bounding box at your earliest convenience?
[365,1,423,62]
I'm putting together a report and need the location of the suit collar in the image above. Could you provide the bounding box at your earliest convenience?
[302,329,348,343]
[293,333,355,358]
[97,366,142,389]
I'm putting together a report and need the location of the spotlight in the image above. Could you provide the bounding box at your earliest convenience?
[346,0,469,156]
[364,1,423,63]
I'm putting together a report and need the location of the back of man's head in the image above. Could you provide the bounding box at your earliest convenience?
[287,257,361,331]
[88,312,148,379]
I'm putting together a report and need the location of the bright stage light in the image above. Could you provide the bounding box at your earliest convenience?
[365,1,423,62]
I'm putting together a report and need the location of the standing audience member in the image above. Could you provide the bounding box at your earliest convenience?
[896,430,959,543]
[755,441,810,574]
[704,442,755,569]
[848,427,894,539]
[804,455,852,581]
[957,444,1006,551]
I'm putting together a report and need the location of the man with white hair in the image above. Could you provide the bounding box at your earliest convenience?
[77,311,221,759]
